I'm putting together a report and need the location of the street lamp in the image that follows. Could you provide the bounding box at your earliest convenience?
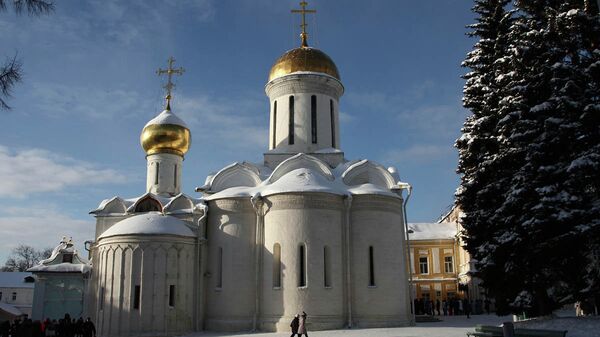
[393,181,414,324]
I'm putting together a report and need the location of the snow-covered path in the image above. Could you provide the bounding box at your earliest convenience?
[186,315,513,337]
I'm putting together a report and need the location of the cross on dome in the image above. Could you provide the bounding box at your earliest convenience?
[156,56,185,110]
[291,1,316,47]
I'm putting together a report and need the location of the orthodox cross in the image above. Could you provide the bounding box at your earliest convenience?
[291,1,316,47]
[157,56,185,110]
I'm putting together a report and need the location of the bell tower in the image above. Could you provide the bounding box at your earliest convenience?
[264,1,345,169]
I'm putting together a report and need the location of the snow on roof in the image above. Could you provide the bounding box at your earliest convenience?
[263,168,346,196]
[98,212,195,239]
[0,302,23,316]
[203,154,404,201]
[28,263,91,274]
[28,237,91,274]
[0,272,34,289]
[408,222,457,241]
[144,109,188,128]
[91,192,203,215]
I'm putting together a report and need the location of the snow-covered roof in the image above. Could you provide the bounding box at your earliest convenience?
[144,109,188,128]
[28,237,91,274]
[98,212,195,240]
[0,302,23,316]
[91,192,203,216]
[408,222,457,241]
[202,154,406,201]
[0,272,34,289]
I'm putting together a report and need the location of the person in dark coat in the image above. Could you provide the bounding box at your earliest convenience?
[289,314,299,337]
[82,318,95,337]
[435,299,441,316]
[298,311,308,337]
[463,298,471,318]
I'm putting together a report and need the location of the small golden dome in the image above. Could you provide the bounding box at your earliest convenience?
[140,109,191,157]
[268,46,340,82]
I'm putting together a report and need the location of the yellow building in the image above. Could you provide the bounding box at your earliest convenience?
[408,222,461,302]
[439,205,485,303]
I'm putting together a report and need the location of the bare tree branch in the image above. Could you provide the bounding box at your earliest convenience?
[1,244,53,272]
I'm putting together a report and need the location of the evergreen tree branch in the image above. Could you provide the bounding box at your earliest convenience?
[0,56,22,110]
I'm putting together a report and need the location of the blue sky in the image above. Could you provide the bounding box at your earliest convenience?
[0,0,475,261]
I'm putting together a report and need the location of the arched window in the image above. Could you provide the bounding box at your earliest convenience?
[330,100,336,148]
[154,162,160,185]
[369,246,376,287]
[288,96,295,145]
[134,196,162,213]
[273,243,281,288]
[272,100,277,148]
[173,164,177,188]
[298,244,306,287]
[217,247,223,289]
[311,95,317,144]
[323,246,331,287]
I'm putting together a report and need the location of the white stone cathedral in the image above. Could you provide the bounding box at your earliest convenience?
[86,5,412,336]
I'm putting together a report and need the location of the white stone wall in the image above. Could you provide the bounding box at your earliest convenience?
[204,199,257,331]
[0,287,33,317]
[260,193,345,331]
[91,236,197,337]
[350,195,412,328]
[266,74,343,153]
[146,153,184,196]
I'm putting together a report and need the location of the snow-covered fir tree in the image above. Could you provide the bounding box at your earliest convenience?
[458,0,600,316]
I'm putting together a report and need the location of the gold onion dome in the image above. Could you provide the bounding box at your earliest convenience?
[268,46,340,82]
[140,107,191,157]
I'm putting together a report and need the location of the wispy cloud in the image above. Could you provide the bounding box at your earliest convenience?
[383,144,455,165]
[175,94,268,150]
[345,81,467,140]
[0,145,127,198]
[0,205,93,263]
[29,82,146,119]
[0,0,215,48]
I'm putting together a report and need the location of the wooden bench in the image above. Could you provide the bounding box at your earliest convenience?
[466,324,567,337]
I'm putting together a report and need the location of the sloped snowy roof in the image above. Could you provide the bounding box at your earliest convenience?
[0,302,23,316]
[144,109,188,128]
[202,154,405,201]
[28,237,91,274]
[408,222,457,241]
[98,212,195,239]
[0,272,34,289]
[91,192,203,215]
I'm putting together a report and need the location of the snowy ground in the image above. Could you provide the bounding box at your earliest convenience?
[186,315,514,337]
[515,316,600,337]
[184,314,600,337]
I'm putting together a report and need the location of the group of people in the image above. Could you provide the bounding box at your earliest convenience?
[289,311,308,337]
[414,297,481,318]
[0,314,95,337]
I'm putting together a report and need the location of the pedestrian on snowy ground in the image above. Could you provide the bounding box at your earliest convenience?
[298,311,308,337]
[290,314,299,337]
[82,318,96,337]
[463,298,471,319]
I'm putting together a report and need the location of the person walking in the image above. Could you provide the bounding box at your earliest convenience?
[298,311,308,337]
[435,299,441,316]
[289,314,299,337]
[463,298,471,319]
[82,318,96,337]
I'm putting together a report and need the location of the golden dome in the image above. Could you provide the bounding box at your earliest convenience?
[140,109,191,157]
[268,46,340,82]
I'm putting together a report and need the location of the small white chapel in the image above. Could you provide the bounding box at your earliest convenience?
[85,3,413,336]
